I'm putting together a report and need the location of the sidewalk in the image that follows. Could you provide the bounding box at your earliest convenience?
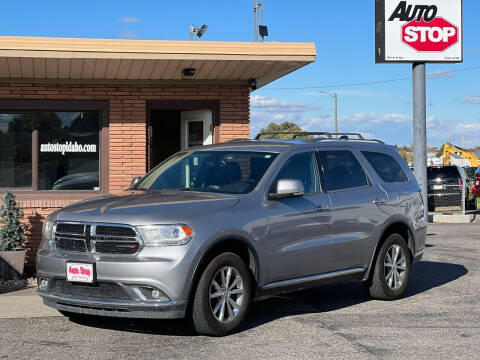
[0,286,59,319]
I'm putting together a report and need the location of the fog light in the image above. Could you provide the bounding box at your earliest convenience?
[151,289,161,299]
[38,278,49,291]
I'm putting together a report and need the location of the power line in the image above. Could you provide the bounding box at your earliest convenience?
[261,65,480,91]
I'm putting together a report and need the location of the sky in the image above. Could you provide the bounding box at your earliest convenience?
[0,0,479,148]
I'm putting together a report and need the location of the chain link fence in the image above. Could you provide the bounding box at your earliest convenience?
[428,183,466,214]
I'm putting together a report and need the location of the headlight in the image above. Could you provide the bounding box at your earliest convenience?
[40,220,55,250]
[137,224,194,246]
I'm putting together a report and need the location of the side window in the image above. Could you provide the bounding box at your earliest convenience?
[272,152,319,194]
[317,150,368,191]
[362,151,408,183]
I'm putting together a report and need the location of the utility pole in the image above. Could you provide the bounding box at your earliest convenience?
[319,91,338,133]
[462,134,465,147]
[253,0,264,42]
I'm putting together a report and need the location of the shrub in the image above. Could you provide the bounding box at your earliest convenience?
[0,191,26,251]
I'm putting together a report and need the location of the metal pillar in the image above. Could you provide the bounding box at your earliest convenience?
[334,93,338,133]
[412,62,428,220]
[253,0,258,42]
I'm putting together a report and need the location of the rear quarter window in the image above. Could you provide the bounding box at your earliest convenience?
[362,151,409,183]
[427,166,460,180]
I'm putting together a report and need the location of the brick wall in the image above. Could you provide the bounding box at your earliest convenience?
[0,82,250,263]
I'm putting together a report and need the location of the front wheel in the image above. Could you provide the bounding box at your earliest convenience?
[192,252,251,336]
[364,234,411,300]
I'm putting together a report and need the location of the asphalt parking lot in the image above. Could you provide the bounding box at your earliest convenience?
[0,223,478,359]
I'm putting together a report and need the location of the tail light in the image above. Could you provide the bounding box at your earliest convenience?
[459,178,463,190]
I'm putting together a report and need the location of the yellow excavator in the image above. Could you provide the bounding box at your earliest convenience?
[442,143,480,167]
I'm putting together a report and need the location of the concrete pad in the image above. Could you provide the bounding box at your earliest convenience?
[429,213,474,223]
[0,293,59,319]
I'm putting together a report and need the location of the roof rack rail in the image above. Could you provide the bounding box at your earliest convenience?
[254,131,385,144]
[330,132,364,139]
[254,132,332,140]
[310,136,385,144]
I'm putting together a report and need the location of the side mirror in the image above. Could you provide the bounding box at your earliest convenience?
[129,176,142,190]
[269,179,305,200]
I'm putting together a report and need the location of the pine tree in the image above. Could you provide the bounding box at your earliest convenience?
[0,190,26,251]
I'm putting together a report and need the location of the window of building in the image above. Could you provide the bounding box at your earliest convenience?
[0,113,33,189]
[272,152,320,194]
[317,150,368,191]
[362,151,408,183]
[0,103,104,192]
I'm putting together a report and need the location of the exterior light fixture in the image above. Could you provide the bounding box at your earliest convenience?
[259,25,269,40]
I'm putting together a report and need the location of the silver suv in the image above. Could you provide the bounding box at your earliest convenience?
[37,132,426,336]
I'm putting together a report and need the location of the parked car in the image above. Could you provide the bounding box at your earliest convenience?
[37,132,426,336]
[427,165,471,211]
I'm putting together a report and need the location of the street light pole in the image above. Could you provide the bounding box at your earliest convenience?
[334,93,338,134]
[318,91,338,133]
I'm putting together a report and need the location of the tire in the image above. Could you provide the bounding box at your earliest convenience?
[192,252,251,336]
[364,234,411,300]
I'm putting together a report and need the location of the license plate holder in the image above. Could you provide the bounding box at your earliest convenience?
[66,262,95,283]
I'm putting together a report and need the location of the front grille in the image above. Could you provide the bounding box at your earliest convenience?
[54,222,141,255]
[51,280,130,300]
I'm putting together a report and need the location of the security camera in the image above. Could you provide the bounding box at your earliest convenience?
[183,68,196,78]
[249,79,257,90]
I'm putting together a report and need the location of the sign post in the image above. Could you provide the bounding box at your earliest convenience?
[376,0,463,219]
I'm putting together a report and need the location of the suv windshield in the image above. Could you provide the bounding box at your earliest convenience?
[136,151,277,194]
[427,166,460,180]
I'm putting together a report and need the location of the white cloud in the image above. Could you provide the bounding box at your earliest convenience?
[465,95,480,104]
[119,30,138,39]
[251,95,319,113]
[119,17,140,24]
[427,70,455,79]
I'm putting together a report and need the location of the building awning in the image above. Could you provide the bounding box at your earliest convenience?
[0,36,316,88]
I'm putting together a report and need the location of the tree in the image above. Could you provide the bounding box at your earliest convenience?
[0,191,26,251]
[259,122,311,139]
[436,144,445,158]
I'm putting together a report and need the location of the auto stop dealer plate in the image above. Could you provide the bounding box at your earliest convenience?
[66,262,94,283]
[375,0,463,63]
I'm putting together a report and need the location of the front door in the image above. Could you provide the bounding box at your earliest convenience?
[180,110,213,150]
[264,151,334,283]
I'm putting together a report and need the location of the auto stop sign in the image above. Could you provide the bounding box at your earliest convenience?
[376,0,463,63]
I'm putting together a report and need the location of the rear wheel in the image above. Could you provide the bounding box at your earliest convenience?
[364,234,411,300]
[192,252,251,336]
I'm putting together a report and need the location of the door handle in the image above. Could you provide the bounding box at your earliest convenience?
[372,198,387,205]
[314,205,330,212]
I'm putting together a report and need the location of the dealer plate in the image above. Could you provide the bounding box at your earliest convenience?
[66,262,94,283]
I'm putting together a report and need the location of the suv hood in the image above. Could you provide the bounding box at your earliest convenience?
[54,190,240,225]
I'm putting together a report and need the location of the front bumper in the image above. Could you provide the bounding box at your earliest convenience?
[36,244,197,319]
[39,290,186,319]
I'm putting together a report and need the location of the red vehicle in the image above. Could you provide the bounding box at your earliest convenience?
[473,167,480,209]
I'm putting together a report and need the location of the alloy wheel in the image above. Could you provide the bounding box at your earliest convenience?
[209,266,244,323]
[384,244,407,290]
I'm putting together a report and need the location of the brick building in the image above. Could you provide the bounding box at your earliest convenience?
[0,36,316,263]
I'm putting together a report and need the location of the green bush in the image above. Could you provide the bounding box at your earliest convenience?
[0,191,26,251]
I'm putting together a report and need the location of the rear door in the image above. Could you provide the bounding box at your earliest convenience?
[316,148,388,271]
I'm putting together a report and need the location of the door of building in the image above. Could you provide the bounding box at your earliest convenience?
[180,110,213,150]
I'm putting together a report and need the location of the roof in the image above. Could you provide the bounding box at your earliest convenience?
[0,36,316,88]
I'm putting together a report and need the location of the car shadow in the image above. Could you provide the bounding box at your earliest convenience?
[66,260,467,336]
